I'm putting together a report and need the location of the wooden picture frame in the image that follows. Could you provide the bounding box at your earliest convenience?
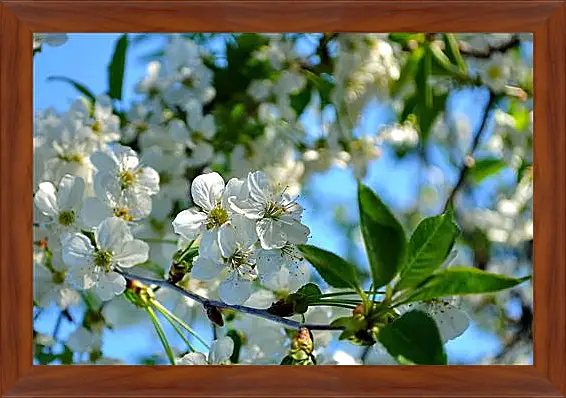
[1,0,564,396]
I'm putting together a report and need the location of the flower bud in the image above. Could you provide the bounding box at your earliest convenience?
[204,303,224,327]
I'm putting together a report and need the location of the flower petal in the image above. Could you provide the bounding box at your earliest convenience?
[280,218,310,245]
[256,249,285,276]
[34,182,59,217]
[80,197,112,228]
[256,219,286,250]
[209,336,234,364]
[136,167,160,195]
[114,239,149,268]
[172,208,207,240]
[191,172,225,211]
[176,352,208,365]
[218,275,252,305]
[95,217,133,252]
[57,174,85,211]
[247,170,271,203]
[221,178,248,209]
[191,256,224,281]
[62,233,95,267]
[91,151,118,173]
[93,271,126,301]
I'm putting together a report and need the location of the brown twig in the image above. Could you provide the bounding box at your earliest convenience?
[443,91,497,211]
[117,269,345,332]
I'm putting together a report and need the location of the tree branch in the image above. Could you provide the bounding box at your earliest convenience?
[443,91,497,212]
[117,269,344,332]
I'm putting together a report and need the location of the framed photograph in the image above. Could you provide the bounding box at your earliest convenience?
[1,0,565,397]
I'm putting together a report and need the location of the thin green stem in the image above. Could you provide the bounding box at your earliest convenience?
[143,238,179,245]
[309,303,357,310]
[152,300,210,350]
[145,306,176,365]
[152,301,196,353]
[318,290,385,299]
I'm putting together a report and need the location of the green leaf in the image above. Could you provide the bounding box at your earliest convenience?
[280,355,295,365]
[443,34,467,73]
[390,47,424,98]
[358,184,406,289]
[404,46,448,141]
[405,268,531,303]
[417,46,433,109]
[298,245,359,289]
[295,283,322,302]
[287,283,323,314]
[468,158,507,184]
[388,33,425,46]
[47,76,96,104]
[107,34,129,101]
[378,310,446,365]
[289,84,313,116]
[226,329,243,364]
[429,43,466,79]
[396,213,460,291]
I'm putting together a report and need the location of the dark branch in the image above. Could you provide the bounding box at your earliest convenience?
[443,91,497,211]
[117,269,344,332]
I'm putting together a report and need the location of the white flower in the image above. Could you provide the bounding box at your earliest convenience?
[169,100,216,167]
[91,144,159,204]
[172,172,250,255]
[231,171,310,250]
[67,327,102,354]
[80,95,121,147]
[176,337,234,365]
[478,52,513,92]
[318,350,361,365]
[34,174,85,239]
[379,122,419,148]
[62,217,149,300]
[256,244,309,288]
[191,216,258,305]
[404,299,470,342]
[33,33,68,50]
[34,261,81,309]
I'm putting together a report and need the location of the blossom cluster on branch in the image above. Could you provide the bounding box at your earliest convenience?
[33,32,533,365]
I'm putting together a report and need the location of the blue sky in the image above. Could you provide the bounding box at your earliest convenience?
[34,33,516,365]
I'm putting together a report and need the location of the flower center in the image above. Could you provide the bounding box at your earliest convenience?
[91,120,102,135]
[58,210,76,226]
[114,207,134,222]
[228,248,254,271]
[182,75,195,88]
[51,270,66,285]
[264,201,285,219]
[120,170,136,189]
[93,250,113,272]
[57,153,83,163]
[135,122,148,135]
[487,65,502,80]
[206,207,229,230]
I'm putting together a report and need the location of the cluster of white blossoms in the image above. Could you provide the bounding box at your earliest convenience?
[32,33,533,365]
[172,170,310,304]
[34,143,160,301]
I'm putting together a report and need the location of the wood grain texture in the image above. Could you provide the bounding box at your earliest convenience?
[0,0,565,397]
[533,2,566,394]
[3,1,561,32]
[4,366,563,397]
[0,2,33,396]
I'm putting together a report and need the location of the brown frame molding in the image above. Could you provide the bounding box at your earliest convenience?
[1,1,564,397]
